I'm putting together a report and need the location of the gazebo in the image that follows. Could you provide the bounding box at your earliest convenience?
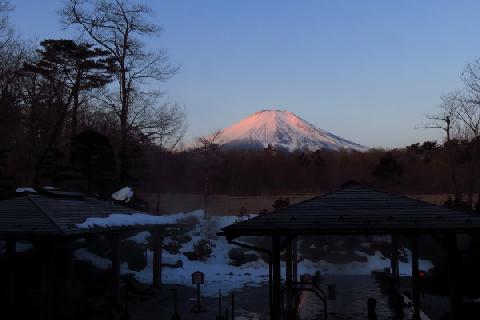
[220,181,480,320]
[0,189,179,320]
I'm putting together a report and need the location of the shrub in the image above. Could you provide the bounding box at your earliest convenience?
[203,217,220,239]
[171,233,192,244]
[239,206,248,215]
[372,152,403,179]
[164,241,182,254]
[273,197,290,210]
[228,248,258,266]
[193,239,213,261]
[183,251,198,261]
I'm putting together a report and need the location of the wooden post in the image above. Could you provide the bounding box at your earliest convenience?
[446,233,461,320]
[285,240,293,319]
[152,230,163,288]
[391,235,399,285]
[292,238,297,284]
[292,238,299,318]
[271,236,282,320]
[390,235,396,279]
[110,235,121,306]
[268,253,273,318]
[51,242,75,317]
[6,240,16,316]
[411,235,421,320]
[40,241,55,320]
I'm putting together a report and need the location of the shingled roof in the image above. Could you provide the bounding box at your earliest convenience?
[221,182,480,239]
[0,191,171,239]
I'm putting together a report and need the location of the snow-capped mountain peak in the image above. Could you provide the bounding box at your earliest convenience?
[201,109,367,152]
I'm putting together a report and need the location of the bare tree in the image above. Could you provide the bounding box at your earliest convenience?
[426,92,464,197]
[194,130,223,214]
[430,59,480,208]
[426,92,462,142]
[0,0,14,51]
[460,62,480,207]
[148,103,187,151]
[61,0,179,183]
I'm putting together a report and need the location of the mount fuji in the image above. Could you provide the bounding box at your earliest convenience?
[200,110,367,152]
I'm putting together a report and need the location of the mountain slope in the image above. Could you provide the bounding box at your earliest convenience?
[203,110,367,151]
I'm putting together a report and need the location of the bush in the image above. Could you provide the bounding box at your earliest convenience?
[372,152,403,179]
[273,197,290,210]
[193,239,213,261]
[171,233,192,244]
[164,241,182,254]
[202,216,220,239]
[228,248,258,266]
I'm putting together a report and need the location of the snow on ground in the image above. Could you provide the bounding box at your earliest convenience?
[127,231,151,245]
[76,210,203,229]
[305,249,433,276]
[112,186,134,202]
[16,242,33,252]
[74,210,433,297]
[75,248,111,269]
[16,187,37,193]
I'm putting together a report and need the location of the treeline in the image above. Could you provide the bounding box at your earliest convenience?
[0,0,186,197]
[140,140,480,208]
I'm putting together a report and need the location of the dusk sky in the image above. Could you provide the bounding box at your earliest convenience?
[10,1,480,148]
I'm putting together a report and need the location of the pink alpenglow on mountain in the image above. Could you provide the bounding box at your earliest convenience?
[202,110,367,152]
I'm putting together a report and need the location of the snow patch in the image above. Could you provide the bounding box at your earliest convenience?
[16,187,36,193]
[76,210,203,229]
[112,186,134,202]
[16,242,33,252]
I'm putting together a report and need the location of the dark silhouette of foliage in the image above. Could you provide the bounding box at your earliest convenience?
[0,149,13,197]
[24,39,113,138]
[372,152,403,180]
[273,197,290,210]
[71,130,115,196]
[475,194,480,213]
[62,0,179,184]
[192,238,213,261]
[228,248,258,266]
[444,194,471,212]
[22,39,113,185]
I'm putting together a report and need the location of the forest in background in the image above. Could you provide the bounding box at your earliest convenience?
[141,141,479,201]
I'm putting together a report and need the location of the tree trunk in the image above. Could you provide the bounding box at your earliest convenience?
[467,141,477,210]
[119,62,129,185]
[70,84,80,141]
[34,97,72,187]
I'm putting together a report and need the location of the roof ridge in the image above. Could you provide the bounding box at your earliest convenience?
[26,194,67,235]
[232,187,339,223]
[350,183,469,215]
[224,182,468,230]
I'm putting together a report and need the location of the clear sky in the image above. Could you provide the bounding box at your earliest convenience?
[10,0,480,148]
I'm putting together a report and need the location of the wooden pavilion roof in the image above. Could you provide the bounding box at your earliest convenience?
[0,190,177,239]
[221,181,480,239]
